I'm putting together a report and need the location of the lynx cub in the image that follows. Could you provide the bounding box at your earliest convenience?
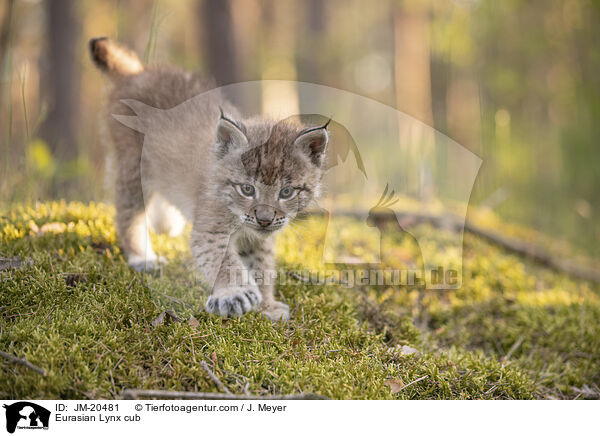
[90,37,329,321]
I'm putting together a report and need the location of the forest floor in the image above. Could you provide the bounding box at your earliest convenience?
[1,201,599,399]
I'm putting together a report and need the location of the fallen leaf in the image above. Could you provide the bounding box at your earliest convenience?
[384,378,404,394]
[386,345,421,359]
[400,345,420,356]
[188,315,200,328]
[62,273,88,287]
[91,241,113,254]
[151,310,183,327]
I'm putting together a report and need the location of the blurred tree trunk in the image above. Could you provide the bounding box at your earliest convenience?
[259,0,299,117]
[430,54,449,135]
[115,0,149,49]
[199,0,239,86]
[429,5,450,191]
[430,51,450,194]
[393,3,433,201]
[0,0,14,69]
[296,0,325,83]
[39,0,80,161]
[446,74,481,152]
[295,0,325,110]
[0,0,15,126]
[392,3,432,126]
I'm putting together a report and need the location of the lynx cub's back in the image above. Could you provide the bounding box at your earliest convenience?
[90,37,329,321]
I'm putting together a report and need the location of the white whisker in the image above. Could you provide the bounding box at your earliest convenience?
[286,224,303,239]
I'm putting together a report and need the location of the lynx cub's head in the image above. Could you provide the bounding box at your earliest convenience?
[214,111,329,236]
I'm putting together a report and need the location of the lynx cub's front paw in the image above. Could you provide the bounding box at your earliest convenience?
[205,286,263,317]
[261,301,290,323]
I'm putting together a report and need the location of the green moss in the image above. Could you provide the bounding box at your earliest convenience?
[1,202,597,399]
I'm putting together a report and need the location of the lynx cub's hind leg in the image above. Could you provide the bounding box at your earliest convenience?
[112,144,163,272]
[148,195,187,237]
[117,206,165,272]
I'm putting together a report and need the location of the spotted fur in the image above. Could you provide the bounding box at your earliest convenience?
[91,38,328,321]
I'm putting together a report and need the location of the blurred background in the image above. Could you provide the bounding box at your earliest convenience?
[0,0,598,257]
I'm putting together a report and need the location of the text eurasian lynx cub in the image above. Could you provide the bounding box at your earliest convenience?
[90,37,329,321]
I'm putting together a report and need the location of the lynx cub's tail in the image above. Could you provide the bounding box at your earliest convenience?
[89,37,143,80]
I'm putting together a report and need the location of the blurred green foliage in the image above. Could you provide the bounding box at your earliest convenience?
[0,0,597,257]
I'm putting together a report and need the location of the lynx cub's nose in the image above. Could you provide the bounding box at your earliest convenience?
[254,205,275,227]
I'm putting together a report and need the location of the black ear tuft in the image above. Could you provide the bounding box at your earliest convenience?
[215,109,248,158]
[294,124,329,166]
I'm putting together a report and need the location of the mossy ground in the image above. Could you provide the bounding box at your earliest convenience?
[1,201,598,399]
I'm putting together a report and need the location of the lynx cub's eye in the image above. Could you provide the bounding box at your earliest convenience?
[235,184,256,198]
[279,186,297,200]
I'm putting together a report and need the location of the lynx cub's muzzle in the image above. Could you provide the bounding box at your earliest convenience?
[254,205,277,228]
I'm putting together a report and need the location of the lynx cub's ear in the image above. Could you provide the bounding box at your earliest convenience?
[215,108,248,158]
[294,120,330,166]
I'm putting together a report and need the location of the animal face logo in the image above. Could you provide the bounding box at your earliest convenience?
[116,80,481,290]
[366,184,399,227]
[3,402,50,433]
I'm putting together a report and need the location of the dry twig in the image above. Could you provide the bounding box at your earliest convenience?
[399,375,428,391]
[0,350,47,376]
[121,389,327,400]
[502,335,525,362]
[317,210,600,284]
[200,360,232,395]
